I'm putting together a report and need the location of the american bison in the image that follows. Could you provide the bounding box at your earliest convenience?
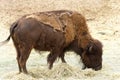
[0,10,103,73]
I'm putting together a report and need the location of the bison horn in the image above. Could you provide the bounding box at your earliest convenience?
[89,45,93,52]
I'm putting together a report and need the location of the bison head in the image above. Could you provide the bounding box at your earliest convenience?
[81,40,103,71]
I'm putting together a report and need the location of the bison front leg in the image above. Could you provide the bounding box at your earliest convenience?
[59,51,66,63]
[47,48,62,69]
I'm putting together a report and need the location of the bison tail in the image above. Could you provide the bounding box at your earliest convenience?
[0,21,18,46]
[0,35,10,46]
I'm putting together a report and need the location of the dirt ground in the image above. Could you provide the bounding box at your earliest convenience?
[0,0,120,80]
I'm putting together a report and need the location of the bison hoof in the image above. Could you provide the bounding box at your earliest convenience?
[49,65,53,69]
[62,60,66,63]
[93,65,102,71]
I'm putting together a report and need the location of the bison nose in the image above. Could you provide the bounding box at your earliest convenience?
[94,65,102,71]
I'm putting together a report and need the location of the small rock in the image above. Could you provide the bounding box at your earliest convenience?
[97,32,106,35]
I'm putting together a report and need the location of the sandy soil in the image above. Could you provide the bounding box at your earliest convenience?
[0,0,120,80]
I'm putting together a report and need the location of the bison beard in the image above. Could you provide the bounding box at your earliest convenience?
[0,10,103,73]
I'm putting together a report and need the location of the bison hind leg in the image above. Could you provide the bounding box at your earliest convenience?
[15,44,32,74]
[21,46,32,73]
[12,38,22,73]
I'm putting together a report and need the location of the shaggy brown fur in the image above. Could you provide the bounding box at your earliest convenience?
[59,12,75,46]
[0,10,103,73]
[25,10,73,32]
[25,10,75,46]
[26,13,62,31]
[71,12,92,49]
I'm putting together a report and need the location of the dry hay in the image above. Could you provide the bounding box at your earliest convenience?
[0,0,120,80]
[1,63,82,80]
[1,63,120,80]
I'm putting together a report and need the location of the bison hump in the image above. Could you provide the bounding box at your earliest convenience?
[25,11,75,46]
